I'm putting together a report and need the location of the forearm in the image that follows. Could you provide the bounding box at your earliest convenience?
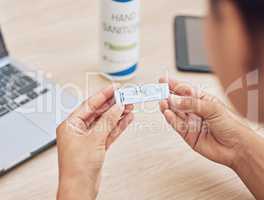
[233,131,264,200]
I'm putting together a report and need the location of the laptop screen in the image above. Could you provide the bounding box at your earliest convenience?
[0,28,8,59]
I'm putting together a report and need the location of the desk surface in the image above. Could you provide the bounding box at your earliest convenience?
[0,0,254,199]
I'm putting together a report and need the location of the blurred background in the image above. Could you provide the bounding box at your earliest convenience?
[0,0,208,91]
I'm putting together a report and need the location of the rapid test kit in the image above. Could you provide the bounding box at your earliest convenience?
[115,83,170,105]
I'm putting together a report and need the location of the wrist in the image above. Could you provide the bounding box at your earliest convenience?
[231,127,259,172]
[230,128,264,199]
[57,170,101,200]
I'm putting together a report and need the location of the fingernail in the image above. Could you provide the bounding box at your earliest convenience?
[112,82,121,90]
[170,95,183,107]
[164,109,171,114]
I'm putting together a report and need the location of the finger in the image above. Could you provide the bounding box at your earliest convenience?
[70,84,119,121]
[159,76,170,84]
[160,98,187,120]
[174,110,188,121]
[106,112,134,150]
[86,101,134,128]
[169,95,186,114]
[166,95,187,120]
[169,96,220,119]
[85,98,115,127]
[159,77,195,96]
[160,99,169,114]
[163,109,188,138]
[124,104,134,115]
[88,104,124,137]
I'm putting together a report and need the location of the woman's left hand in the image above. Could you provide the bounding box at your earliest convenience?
[56,85,134,200]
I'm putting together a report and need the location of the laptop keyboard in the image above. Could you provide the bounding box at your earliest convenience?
[0,64,49,118]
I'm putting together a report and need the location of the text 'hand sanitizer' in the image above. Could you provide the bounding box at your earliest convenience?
[100,0,140,81]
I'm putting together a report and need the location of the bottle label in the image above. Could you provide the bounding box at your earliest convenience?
[101,0,140,78]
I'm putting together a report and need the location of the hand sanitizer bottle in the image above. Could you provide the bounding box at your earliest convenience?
[100,0,140,81]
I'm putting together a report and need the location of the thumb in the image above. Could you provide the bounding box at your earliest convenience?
[89,104,124,137]
[169,95,220,119]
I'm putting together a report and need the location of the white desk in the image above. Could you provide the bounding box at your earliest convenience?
[0,0,254,199]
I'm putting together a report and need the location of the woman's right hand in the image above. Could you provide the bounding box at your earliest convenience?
[159,77,253,168]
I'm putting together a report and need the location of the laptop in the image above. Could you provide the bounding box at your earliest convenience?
[0,28,77,175]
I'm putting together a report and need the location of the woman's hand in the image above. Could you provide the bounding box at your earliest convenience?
[56,85,134,200]
[159,77,252,168]
[160,77,264,199]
